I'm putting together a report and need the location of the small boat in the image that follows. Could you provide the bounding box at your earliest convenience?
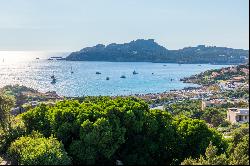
[51,78,56,84]
[96,72,101,74]
[170,78,174,81]
[70,67,74,74]
[133,70,138,75]
[163,65,167,66]
[51,71,55,79]
[152,73,154,75]
[106,77,110,80]
[120,75,126,78]
[36,57,40,60]
[48,56,64,60]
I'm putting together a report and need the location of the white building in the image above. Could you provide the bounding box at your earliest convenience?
[227,108,249,123]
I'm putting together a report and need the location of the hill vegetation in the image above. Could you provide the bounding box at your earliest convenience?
[1,95,248,165]
[66,39,249,64]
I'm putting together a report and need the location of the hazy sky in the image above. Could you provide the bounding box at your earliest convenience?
[0,0,249,51]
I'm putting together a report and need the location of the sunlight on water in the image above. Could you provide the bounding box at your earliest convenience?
[0,51,65,64]
[0,51,231,97]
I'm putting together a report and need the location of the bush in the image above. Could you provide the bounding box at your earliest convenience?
[0,117,26,153]
[7,131,71,165]
[19,97,227,165]
[173,117,227,159]
[229,135,249,165]
[181,142,228,165]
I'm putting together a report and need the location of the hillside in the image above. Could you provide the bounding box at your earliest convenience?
[66,39,249,64]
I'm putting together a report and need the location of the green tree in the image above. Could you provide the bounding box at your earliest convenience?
[69,117,126,165]
[21,103,51,136]
[174,117,227,159]
[229,135,249,165]
[119,109,181,165]
[165,100,202,119]
[181,142,228,165]
[0,93,15,131]
[201,108,226,127]
[18,97,228,165]
[8,131,71,165]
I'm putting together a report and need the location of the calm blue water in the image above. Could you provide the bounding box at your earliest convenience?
[0,55,230,97]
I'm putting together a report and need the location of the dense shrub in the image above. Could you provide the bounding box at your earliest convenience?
[20,97,227,165]
[0,93,15,131]
[7,131,71,165]
[229,135,249,165]
[0,118,26,153]
[165,100,202,119]
[181,131,249,165]
[181,142,228,165]
[173,116,227,160]
[201,107,227,127]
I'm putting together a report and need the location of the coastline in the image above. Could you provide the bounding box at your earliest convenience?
[1,63,248,108]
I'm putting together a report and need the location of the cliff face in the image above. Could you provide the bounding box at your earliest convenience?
[66,39,249,64]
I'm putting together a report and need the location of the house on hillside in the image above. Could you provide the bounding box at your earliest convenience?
[211,72,220,78]
[201,99,227,110]
[231,76,245,82]
[227,108,249,123]
[241,68,249,75]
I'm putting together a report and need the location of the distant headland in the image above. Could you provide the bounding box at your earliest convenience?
[65,39,249,64]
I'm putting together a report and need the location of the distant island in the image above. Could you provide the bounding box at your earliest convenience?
[65,39,249,64]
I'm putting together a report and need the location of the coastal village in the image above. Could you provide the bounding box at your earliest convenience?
[136,63,249,124]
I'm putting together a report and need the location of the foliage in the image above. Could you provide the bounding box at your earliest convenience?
[20,97,227,165]
[1,85,37,97]
[0,93,15,131]
[7,131,71,165]
[173,117,227,159]
[181,142,228,165]
[165,100,202,119]
[227,124,249,154]
[181,133,249,165]
[230,124,249,146]
[201,107,226,127]
[69,117,126,165]
[66,39,249,64]
[21,103,51,136]
[182,64,249,85]
[118,109,181,165]
[223,88,249,100]
[229,135,249,165]
[0,118,26,153]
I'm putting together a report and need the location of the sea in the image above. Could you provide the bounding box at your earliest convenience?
[0,51,231,97]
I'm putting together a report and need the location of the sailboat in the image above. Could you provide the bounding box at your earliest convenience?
[133,70,138,75]
[70,66,74,74]
[120,75,126,78]
[51,77,56,84]
[51,71,55,79]
[51,71,56,83]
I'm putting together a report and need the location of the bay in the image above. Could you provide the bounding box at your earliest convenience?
[0,51,230,97]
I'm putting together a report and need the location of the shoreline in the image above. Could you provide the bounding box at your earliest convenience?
[1,63,247,101]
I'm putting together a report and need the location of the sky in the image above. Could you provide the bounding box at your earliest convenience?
[0,0,249,51]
